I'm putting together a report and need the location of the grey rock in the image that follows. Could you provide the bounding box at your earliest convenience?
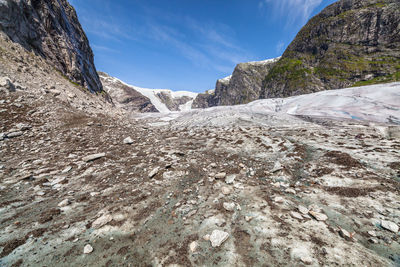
[0,0,103,93]
[58,199,70,207]
[148,167,160,178]
[192,58,279,107]
[209,230,229,247]
[225,174,236,184]
[215,172,226,179]
[381,220,399,233]
[83,244,93,254]
[6,131,23,138]
[223,202,235,211]
[82,153,105,162]
[0,77,15,91]
[123,137,134,144]
[309,210,328,221]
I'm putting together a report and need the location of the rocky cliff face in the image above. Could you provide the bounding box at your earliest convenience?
[192,58,279,108]
[99,72,158,113]
[261,0,400,98]
[0,0,102,93]
[99,72,198,113]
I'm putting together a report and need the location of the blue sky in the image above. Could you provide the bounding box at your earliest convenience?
[70,0,337,92]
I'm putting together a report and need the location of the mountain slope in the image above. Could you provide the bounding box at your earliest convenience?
[0,0,102,93]
[99,72,158,113]
[192,58,279,108]
[99,72,198,113]
[261,0,400,98]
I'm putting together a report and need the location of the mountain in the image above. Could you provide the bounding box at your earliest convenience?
[0,0,102,93]
[99,72,198,113]
[99,72,158,113]
[260,0,400,98]
[1,0,400,266]
[192,58,279,108]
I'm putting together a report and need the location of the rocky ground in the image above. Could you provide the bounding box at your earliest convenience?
[1,35,400,267]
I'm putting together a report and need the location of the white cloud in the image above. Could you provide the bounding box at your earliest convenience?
[261,0,323,26]
[276,41,285,54]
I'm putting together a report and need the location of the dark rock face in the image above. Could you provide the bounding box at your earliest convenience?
[99,72,158,113]
[261,0,400,98]
[0,0,102,93]
[156,92,192,112]
[191,90,218,109]
[192,58,279,108]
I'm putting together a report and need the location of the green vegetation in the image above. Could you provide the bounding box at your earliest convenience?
[352,71,400,87]
[265,58,311,81]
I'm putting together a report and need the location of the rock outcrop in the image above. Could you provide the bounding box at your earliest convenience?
[155,91,193,112]
[99,72,158,113]
[0,0,102,93]
[99,72,198,113]
[192,58,279,108]
[261,0,400,98]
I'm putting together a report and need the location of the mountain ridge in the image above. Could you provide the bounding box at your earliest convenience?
[260,0,400,98]
[0,0,103,93]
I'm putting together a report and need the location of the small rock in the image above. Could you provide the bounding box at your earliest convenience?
[209,230,229,247]
[245,216,253,222]
[225,174,236,184]
[82,153,105,162]
[0,77,15,91]
[92,214,113,228]
[58,199,70,207]
[61,166,72,174]
[215,172,226,179]
[339,228,354,241]
[285,188,296,194]
[271,162,283,173]
[51,89,61,96]
[381,220,399,233]
[148,167,160,178]
[368,238,379,244]
[300,256,313,265]
[203,234,210,241]
[6,131,23,138]
[189,241,198,253]
[16,123,31,131]
[290,211,303,220]
[221,186,231,195]
[83,244,93,254]
[209,163,217,168]
[368,230,377,237]
[123,137,134,144]
[309,211,328,221]
[223,202,236,211]
[274,196,284,203]
[298,205,309,215]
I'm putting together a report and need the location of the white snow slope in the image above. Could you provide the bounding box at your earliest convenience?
[157,82,400,127]
[99,73,198,113]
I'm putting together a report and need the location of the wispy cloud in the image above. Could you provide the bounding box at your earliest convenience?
[78,3,252,75]
[276,41,285,54]
[260,0,322,26]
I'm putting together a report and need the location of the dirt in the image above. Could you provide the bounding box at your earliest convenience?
[324,150,363,169]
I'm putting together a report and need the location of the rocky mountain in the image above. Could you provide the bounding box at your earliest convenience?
[1,0,400,266]
[99,72,198,113]
[0,0,102,93]
[99,72,158,113]
[192,58,279,108]
[261,0,400,98]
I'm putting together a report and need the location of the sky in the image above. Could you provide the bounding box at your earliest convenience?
[70,0,337,92]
